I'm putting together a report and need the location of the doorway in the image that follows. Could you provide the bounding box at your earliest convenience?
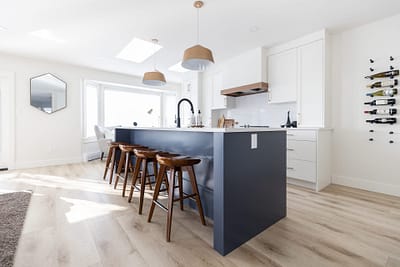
[0,71,15,170]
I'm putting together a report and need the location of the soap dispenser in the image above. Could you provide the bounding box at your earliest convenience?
[285,111,291,128]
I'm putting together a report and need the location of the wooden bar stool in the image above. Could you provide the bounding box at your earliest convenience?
[102,142,129,184]
[148,155,206,242]
[128,149,168,214]
[114,144,147,197]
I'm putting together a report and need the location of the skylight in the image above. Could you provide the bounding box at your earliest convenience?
[30,29,65,43]
[116,37,162,63]
[168,61,190,73]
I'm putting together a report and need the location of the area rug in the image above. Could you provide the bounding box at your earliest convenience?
[0,191,32,267]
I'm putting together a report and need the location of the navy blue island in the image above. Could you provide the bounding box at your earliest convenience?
[115,127,287,256]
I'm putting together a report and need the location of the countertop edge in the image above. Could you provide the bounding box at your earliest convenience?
[116,127,287,133]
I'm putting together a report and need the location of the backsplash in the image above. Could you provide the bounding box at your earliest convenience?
[216,93,297,128]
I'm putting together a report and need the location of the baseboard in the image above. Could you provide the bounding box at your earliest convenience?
[332,175,400,197]
[287,177,316,190]
[14,157,83,170]
[83,152,102,162]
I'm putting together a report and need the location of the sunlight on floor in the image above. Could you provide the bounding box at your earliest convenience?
[60,196,128,223]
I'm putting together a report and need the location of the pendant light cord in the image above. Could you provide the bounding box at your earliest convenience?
[197,7,200,44]
[153,39,157,71]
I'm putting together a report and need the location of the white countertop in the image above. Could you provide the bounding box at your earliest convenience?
[117,127,286,133]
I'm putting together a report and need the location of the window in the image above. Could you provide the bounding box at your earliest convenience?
[83,81,176,138]
[104,89,160,127]
[84,84,99,138]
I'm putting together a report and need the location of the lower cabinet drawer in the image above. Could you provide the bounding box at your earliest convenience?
[287,140,316,161]
[287,159,316,182]
[287,130,317,141]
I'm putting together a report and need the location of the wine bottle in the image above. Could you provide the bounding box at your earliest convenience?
[366,79,398,88]
[366,88,398,97]
[364,70,399,79]
[364,98,396,106]
[366,118,397,124]
[364,108,397,115]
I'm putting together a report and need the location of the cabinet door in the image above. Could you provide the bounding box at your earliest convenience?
[298,40,324,127]
[267,48,297,103]
[211,71,227,109]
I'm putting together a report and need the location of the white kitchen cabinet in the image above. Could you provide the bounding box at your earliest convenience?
[297,40,325,127]
[286,129,331,191]
[267,48,297,103]
[207,71,235,110]
[266,30,330,128]
[211,72,226,109]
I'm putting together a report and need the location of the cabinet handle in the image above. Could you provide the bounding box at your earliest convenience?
[287,134,295,136]
[287,148,295,151]
[287,167,295,170]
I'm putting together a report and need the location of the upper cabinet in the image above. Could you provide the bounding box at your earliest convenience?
[211,71,226,109]
[267,48,297,103]
[298,40,325,127]
[266,30,330,128]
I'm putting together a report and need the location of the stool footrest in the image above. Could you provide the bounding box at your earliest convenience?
[152,193,197,214]
[153,200,168,212]
[174,192,197,202]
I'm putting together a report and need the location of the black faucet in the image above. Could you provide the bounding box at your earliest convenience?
[176,98,194,128]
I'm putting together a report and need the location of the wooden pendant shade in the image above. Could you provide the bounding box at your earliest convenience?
[182,44,214,71]
[142,71,166,86]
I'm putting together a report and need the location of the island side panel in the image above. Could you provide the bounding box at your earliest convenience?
[115,128,132,144]
[116,129,215,219]
[221,131,287,255]
[213,132,225,255]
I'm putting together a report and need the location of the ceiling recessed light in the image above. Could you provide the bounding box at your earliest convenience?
[168,61,190,73]
[116,37,162,63]
[30,29,65,43]
[0,25,7,31]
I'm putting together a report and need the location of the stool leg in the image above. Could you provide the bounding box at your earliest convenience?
[102,146,113,180]
[177,168,184,211]
[108,147,116,184]
[122,152,131,197]
[138,158,148,214]
[148,165,166,223]
[114,151,126,189]
[163,170,170,191]
[166,168,176,242]
[128,157,142,203]
[187,166,206,226]
[149,161,158,190]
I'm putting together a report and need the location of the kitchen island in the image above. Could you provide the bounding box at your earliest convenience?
[115,127,287,256]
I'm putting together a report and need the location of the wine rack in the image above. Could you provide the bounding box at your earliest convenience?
[365,56,399,144]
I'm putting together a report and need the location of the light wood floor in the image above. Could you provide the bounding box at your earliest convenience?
[0,161,399,267]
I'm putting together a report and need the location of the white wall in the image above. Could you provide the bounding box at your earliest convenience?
[0,52,180,169]
[331,14,400,196]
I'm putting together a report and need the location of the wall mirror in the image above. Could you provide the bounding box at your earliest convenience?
[30,73,67,114]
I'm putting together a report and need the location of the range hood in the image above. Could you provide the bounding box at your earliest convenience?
[220,82,268,97]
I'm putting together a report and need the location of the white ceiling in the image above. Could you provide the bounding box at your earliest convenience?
[1,0,400,83]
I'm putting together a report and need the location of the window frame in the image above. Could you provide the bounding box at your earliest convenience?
[82,80,176,141]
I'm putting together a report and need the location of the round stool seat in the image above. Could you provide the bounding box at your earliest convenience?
[134,149,162,159]
[156,155,200,168]
[119,144,148,152]
[157,152,180,158]
[110,141,129,149]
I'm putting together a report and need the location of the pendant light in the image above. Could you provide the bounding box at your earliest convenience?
[182,1,214,71]
[143,38,166,86]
